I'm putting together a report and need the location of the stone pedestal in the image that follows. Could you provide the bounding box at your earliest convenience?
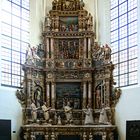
[21,125,117,140]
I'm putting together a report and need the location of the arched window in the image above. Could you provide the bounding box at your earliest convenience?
[1,0,30,87]
[110,0,138,87]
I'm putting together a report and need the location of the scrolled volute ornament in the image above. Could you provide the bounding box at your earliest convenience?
[16,89,26,107]
[111,87,122,107]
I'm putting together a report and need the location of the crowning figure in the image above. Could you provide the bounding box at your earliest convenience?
[103,44,111,63]
[45,14,51,30]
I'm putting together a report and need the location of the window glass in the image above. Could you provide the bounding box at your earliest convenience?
[1,0,29,88]
[111,0,138,87]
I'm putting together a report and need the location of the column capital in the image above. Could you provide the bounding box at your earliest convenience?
[46,81,50,84]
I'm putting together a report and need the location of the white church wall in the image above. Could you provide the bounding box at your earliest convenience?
[0,0,21,140]
[30,0,45,46]
[0,87,22,140]
[97,0,110,45]
[115,87,140,140]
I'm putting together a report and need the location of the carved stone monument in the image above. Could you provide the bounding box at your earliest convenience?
[16,0,121,139]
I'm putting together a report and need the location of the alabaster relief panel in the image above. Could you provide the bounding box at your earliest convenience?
[52,0,84,11]
[56,82,82,109]
[56,71,84,79]
[55,39,79,59]
[59,16,78,31]
[55,59,83,69]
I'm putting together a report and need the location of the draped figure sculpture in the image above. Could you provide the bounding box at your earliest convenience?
[41,102,51,123]
[64,101,73,124]
[99,104,110,124]
[30,100,38,122]
[83,105,94,125]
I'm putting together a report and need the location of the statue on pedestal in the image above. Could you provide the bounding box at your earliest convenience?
[34,87,42,108]
[99,104,109,124]
[87,13,93,31]
[30,100,38,122]
[95,87,101,109]
[41,102,51,123]
[83,105,94,125]
[45,14,51,31]
[57,116,62,125]
[64,101,73,124]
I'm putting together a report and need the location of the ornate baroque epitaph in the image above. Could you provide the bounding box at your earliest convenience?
[16,0,121,140]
